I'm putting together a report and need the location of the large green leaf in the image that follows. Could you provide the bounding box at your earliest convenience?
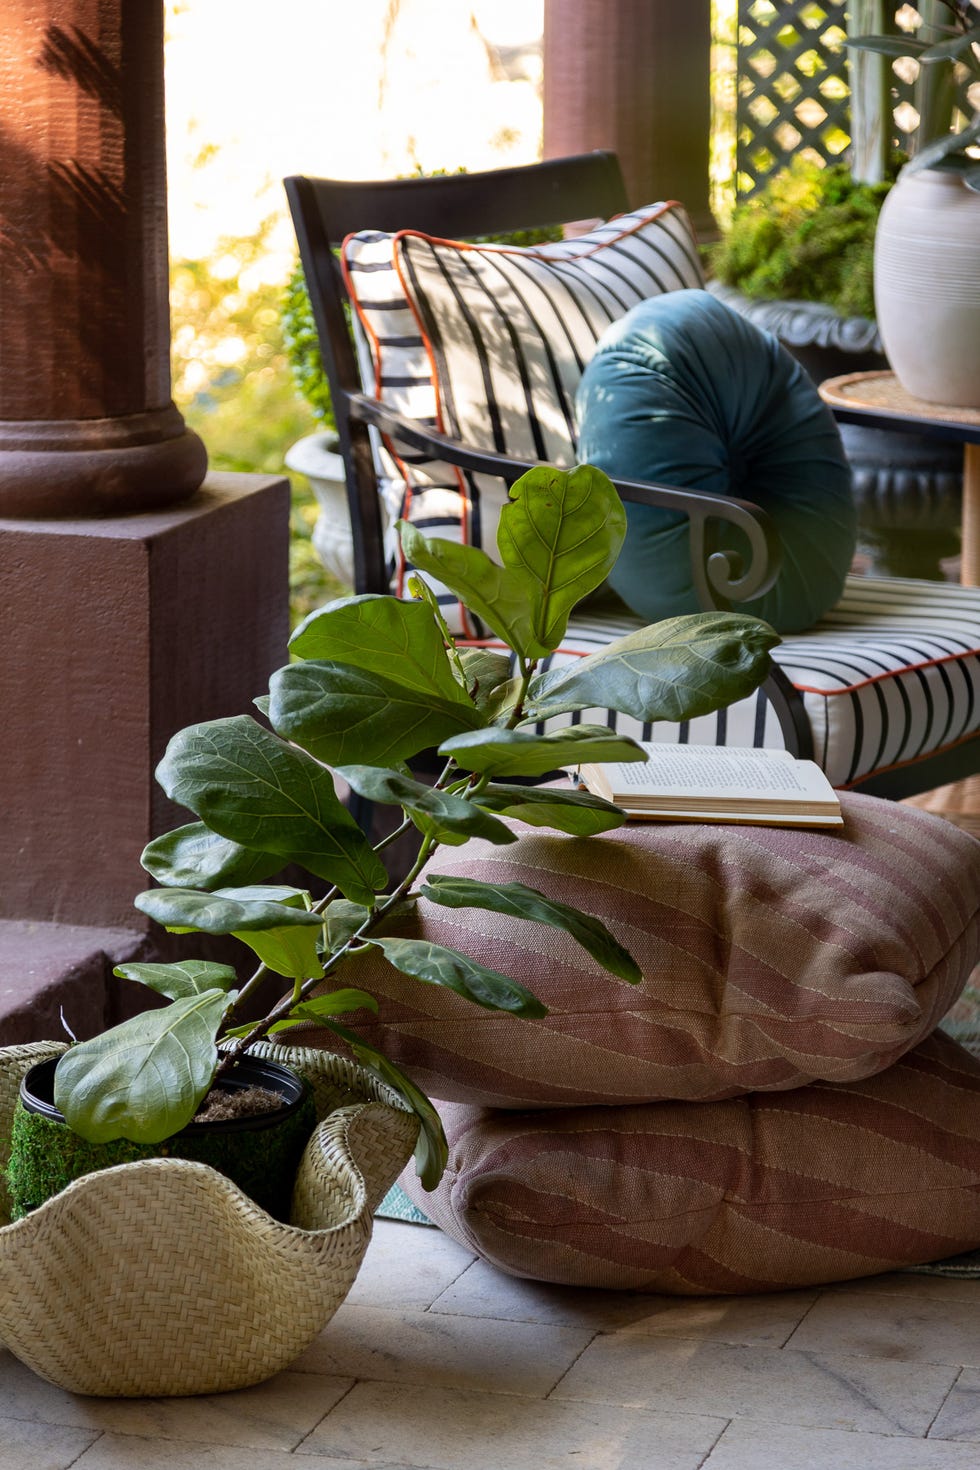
[919,24,980,64]
[400,467,625,659]
[336,765,517,847]
[846,35,928,58]
[286,989,379,1020]
[525,613,778,724]
[234,923,325,980]
[439,725,646,777]
[421,875,641,983]
[228,988,380,1036]
[457,648,515,711]
[324,899,373,949]
[474,782,627,835]
[54,990,235,1144]
[496,464,626,652]
[398,522,539,658]
[267,661,483,767]
[911,114,980,174]
[141,823,282,891]
[112,960,238,1000]
[367,937,547,1015]
[289,594,472,709]
[156,716,388,904]
[134,886,326,935]
[313,1018,445,1189]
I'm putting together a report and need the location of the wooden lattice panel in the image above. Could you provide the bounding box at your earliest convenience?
[734,1,976,200]
[737,0,850,195]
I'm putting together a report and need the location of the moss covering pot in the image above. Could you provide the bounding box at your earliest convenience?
[0,1041,418,1397]
[8,1054,316,1222]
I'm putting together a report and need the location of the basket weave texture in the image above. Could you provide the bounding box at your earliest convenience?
[0,1041,419,1398]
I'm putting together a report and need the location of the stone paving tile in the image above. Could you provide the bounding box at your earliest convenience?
[0,1353,351,1450]
[429,1257,684,1330]
[431,1257,819,1343]
[825,1272,980,1305]
[347,1218,477,1311]
[0,1415,99,1470]
[601,1290,821,1348]
[550,1337,958,1436]
[293,1302,595,1396]
[928,1368,980,1442]
[702,1419,980,1469]
[71,1436,381,1470]
[784,1291,980,1367]
[300,1380,727,1470]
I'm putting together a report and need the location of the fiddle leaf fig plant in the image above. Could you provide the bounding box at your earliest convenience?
[53,464,779,1188]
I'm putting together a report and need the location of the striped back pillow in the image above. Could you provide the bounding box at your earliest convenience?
[343,203,703,634]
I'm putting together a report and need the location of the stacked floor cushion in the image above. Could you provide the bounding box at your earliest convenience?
[311,794,980,1291]
[328,794,978,1107]
[397,1029,980,1294]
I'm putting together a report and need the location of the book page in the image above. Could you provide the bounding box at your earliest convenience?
[610,744,829,800]
[620,752,822,799]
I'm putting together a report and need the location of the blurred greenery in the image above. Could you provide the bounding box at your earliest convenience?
[172,197,565,632]
[710,157,895,320]
[170,217,346,628]
[282,261,336,429]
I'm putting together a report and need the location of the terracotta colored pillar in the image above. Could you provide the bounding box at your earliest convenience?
[543,0,713,236]
[0,4,290,1038]
[0,0,206,515]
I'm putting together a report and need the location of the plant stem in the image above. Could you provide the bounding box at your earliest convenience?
[219,757,467,1062]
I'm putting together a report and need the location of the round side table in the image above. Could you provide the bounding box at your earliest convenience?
[819,371,980,585]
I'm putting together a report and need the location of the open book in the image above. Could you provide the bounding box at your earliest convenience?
[577,743,843,828]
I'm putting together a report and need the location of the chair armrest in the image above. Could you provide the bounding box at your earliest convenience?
[348,393,783,613]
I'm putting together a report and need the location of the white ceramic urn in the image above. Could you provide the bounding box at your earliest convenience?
[873,167,980,409]
[284,430,355,585]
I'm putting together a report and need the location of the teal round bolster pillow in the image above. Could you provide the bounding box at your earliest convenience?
[575,289,856,634]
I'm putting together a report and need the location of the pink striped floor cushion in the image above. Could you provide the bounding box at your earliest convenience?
[397,1028,980,1292]
[317,793,980,1107]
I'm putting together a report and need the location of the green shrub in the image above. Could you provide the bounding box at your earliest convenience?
[710,158,895,321]
[282,262,336,429]
[171,221,344,624]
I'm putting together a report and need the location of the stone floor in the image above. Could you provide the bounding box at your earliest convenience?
[2,1216,979,1470]
[3,780,979,1469]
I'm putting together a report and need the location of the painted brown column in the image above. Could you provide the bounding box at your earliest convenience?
[0,3,289,1038]
[0,0,206,515]
[543,0,713,235]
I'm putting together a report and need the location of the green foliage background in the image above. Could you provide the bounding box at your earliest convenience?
[170,218,346,626]
[171,205,564,630]
[710,158,894,320]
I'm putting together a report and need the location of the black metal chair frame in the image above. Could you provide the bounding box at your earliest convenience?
[284,152,978,799]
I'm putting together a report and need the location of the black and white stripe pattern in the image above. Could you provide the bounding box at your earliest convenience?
[525,576,980,788]
[343,204,703,634]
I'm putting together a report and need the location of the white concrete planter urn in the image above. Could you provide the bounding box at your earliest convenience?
[874,167,980,410]
[285,430,356,586]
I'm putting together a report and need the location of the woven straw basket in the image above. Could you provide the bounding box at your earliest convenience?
[0,1040,419,1398]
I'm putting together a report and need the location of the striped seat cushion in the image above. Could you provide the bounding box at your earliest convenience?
[397,1028,980,1293]
[310,793,980,1109]
[342,202,702,634]
[540,575,980,788]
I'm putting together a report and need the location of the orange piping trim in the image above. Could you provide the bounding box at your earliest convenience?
[790,643,980,696]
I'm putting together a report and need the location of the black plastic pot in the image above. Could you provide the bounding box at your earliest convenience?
[8,1055,317,1222]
